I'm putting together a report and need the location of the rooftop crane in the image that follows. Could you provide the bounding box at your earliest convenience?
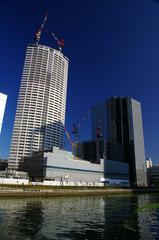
[50,32,64,51]
[35,13,48,45]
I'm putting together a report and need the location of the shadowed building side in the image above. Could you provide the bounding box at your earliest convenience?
[107,97,147,186]
[91,97,147,186]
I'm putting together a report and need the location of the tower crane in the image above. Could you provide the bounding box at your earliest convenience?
[50,32,64,51]
[34,13,64,52]
[72,108,92,144]
[64,127,77,158]
[35,13,48,45]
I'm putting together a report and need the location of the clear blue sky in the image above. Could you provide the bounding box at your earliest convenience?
[0,0,159,164]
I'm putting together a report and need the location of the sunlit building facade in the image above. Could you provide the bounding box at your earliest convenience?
[146,158,152,168]
[9,44,69,169]
[0,93,7,134]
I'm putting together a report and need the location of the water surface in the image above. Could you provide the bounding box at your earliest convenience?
[0,194,159,240]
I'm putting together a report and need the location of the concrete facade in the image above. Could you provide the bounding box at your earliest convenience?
[0,93,7,134]
[128,98,147,186]
[44,149,104,185]
[9,44,69,169]
[21,147,129,186]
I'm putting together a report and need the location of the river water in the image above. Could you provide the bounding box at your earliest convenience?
[0,193,159,240]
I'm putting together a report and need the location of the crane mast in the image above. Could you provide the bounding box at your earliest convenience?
[35,13,48,45]
[34,14,64,52]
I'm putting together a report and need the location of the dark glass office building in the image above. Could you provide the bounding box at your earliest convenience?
[107,97,147,186]
[91,97,147,186]
[76,139,106,163]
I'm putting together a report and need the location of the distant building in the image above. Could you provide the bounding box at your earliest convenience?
[0,93,7,134]
[106,142,124,162]
[20,147,129,186]
[76,139,106,163]
[9,44,69,169]
[147,166,159,186]
[146,158,152,168]
[0,159,8,171]
[91,102,107,140]
[91,97,147,187]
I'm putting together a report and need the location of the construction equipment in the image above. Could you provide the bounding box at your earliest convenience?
[96,115,103,138]
[64,127,77,157]
[72,106,104,145]
[50,32,64,51]
[34,14,64,52]
[72,108,92,144]
[35,13,48,45]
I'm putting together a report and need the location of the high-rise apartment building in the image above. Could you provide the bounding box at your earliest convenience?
[107,97,147,186]
[9,44,69,169]
[0,93,7,134]
[91,97,147,186]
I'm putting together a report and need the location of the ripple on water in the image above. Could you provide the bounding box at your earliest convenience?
[0,194,159,239]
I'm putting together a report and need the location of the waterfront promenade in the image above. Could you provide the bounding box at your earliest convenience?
[0,185,158,197]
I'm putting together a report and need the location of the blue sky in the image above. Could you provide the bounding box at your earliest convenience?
[0,0,159,164]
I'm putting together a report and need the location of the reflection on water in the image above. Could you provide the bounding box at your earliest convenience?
[0,194,159,240]
[13,202,44,239]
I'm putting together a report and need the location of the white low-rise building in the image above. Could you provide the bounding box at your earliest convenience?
[21,147,129,186]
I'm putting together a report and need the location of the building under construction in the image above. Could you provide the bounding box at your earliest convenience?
[9,14,69,170]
